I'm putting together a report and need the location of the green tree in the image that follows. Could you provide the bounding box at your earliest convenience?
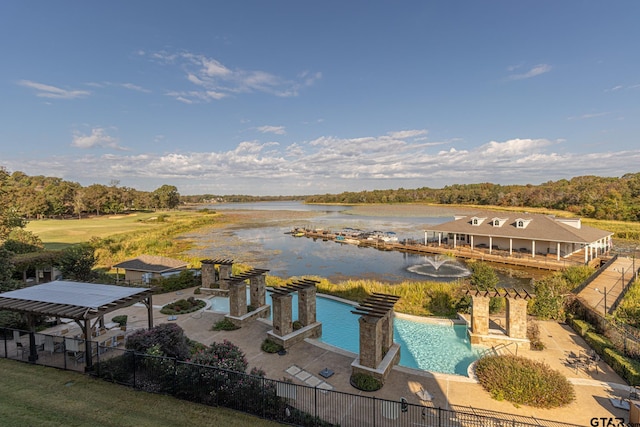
[152,185,180,209]
[0,167,27,239]
[2,229,43,254]
[469,261,499,290]
[0,247,18,291]
[57,243,96,281]
[468,261,503,313]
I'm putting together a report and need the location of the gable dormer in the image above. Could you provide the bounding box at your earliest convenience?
[491,217,508,227]
[554,218,582,229]
[515,218,532,229]
[471,216,487,226]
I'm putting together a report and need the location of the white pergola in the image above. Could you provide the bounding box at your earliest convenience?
[0,281,154,367]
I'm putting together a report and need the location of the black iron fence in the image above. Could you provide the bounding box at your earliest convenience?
[1,327,582,427]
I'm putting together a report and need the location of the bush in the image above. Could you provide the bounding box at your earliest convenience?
[111,315,128,327]
[160,297,205,315]
[292,320,302,330]
[212,318,240,331]
[527,322,545,351]
[190,340,248,372]
[569,318,592,336]
[151,270,201,293]
[603,347,640,385]
[475,355,575,408]
[350,373,382,391]
[261,339,284,354]
[126,323,190,360]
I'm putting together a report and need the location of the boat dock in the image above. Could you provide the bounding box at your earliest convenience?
[291,228,591,271]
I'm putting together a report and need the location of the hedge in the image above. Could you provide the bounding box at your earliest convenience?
[573,324,640,385]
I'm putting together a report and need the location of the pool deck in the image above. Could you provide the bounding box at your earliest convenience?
[103,287,631,426]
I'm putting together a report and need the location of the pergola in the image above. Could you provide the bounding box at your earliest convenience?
[0,281,154,368]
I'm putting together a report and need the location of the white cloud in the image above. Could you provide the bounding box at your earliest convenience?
[257,125,286,135]
[142,50,321,103]
[71,128,128,151]
[567,112,611,120]
[7,130,640,196]
[507,64,552,80]
[19,80,90,99]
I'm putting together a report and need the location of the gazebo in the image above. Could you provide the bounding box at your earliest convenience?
[0,281,154,368]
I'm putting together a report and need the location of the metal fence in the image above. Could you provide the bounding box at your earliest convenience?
[1,327,581,427]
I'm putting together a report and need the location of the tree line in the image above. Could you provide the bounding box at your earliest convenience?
[3,166,640,222]
[1,168,181,219]
[304,173,640,221]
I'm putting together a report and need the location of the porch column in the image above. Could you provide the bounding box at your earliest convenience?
[531,240,536,258]
[489,237,493,254]
[453,233,457,248]
[509,238,513,255]
[424,231,427,245]
[557,242,561,261]
[438,232,442,246]
[470,235,474,250]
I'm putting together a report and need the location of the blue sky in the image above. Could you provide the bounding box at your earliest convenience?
[1,1,639,196]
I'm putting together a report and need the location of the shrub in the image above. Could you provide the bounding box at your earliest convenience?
[190,340,248,372]
[475,355,575,408]
[569,318,592,336]
[125,323,190,360]
[603,347,640,385]
[151,270,201,293]
[111,315,128,327]
[212,318,240,331]
[350,373,383,391]
[527,322,545,351]
[160,297,205,315]
[292,320,302,330]
[261,339,284,354]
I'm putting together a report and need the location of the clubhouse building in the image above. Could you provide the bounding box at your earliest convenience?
[424,211,613,265]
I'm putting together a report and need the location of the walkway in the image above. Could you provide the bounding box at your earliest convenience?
[577,256,637,315]
[90,287,633,426]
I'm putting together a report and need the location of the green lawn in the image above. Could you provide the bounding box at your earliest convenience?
[25,211,212,250]
[0,359,281,427]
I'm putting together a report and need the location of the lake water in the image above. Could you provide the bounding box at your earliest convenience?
[198,201,533,286]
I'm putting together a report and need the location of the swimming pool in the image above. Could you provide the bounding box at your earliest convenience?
[208,292,482,376]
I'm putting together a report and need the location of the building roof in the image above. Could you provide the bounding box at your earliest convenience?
[0,280,154,320]
[426,211,613,244]
[113,255,188,273]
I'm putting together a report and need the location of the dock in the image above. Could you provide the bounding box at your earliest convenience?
[291,228,591,271]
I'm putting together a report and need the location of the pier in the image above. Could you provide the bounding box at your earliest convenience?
[292,228,594,271]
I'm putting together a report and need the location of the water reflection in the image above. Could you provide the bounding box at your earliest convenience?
[198,201,532,286]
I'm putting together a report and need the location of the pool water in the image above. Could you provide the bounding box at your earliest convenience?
[208,292,481,376]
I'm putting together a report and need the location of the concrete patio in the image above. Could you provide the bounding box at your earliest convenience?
[83,286,633,426]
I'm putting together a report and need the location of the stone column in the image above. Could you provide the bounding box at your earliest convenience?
[271,294,293,337]
[298,286,316,326]
[201,260,215,288]
[249,274,266,308]
[359,315,382,368]
[471,296,490,336]
[381,311,394,351]
[219,263,232,290]
[506,299,528,339]
[228,281,247,318]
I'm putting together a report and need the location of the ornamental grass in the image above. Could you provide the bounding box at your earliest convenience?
[475,355,575,408]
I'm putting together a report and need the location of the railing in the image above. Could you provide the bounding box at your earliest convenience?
[572,254,618,294]
[0,327,582,427]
